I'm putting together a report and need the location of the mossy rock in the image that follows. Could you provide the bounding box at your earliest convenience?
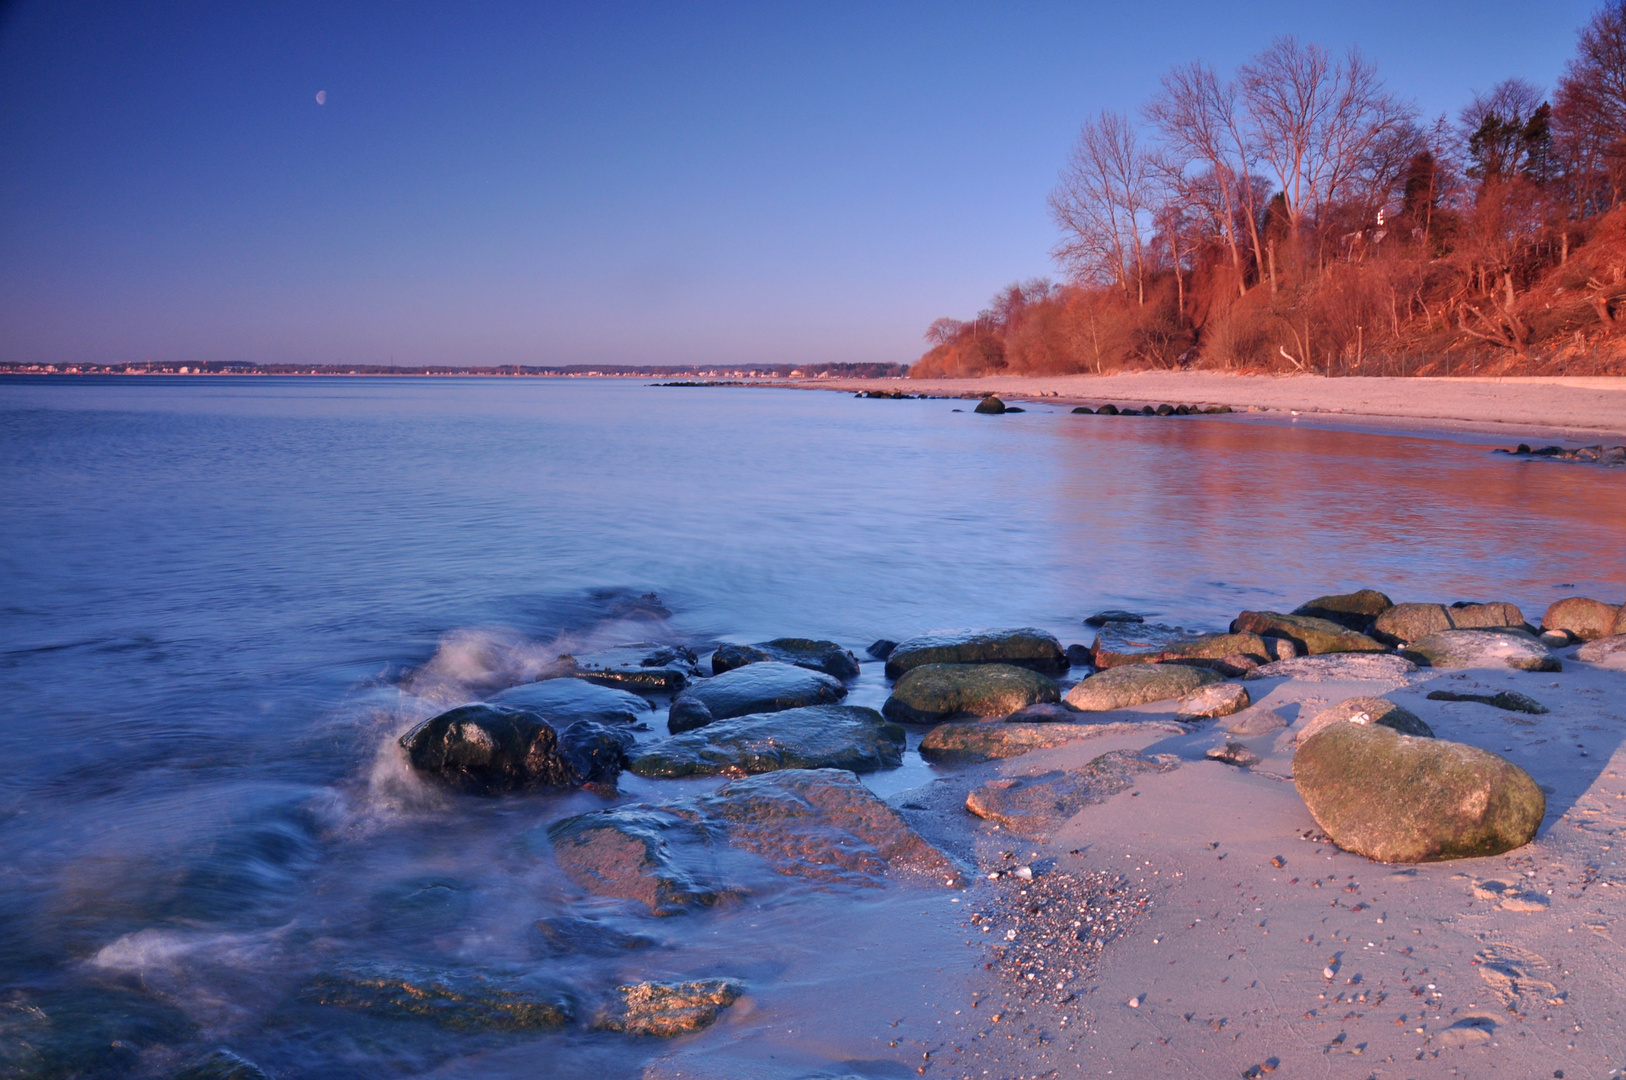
[1293,724,1544,862]
[1063,663,1223,711]
[882,663,1059,723]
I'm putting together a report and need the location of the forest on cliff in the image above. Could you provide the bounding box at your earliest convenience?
[915,2,1626,378]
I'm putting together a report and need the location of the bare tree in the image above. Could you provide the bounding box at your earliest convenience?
[1050,111,1156,303]
[1239,38,1412,239]
[1556,1,1626,212]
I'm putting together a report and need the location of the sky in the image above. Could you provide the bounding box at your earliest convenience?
[0,1,1602,368]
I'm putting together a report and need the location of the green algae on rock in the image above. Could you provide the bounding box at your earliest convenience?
[882,662,1059,723]
[1293,724,1544,862]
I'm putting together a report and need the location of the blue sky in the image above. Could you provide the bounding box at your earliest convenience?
[0,1,1599,368]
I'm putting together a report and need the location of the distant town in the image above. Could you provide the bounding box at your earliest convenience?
[0,361,910,379]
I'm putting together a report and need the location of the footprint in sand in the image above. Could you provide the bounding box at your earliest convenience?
[1474,944,1561,1010]
[1471,880,1551,912]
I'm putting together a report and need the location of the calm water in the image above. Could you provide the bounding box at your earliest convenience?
[2,376,1623,1078]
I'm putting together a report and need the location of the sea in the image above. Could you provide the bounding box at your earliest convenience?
[2,375,1623,1078]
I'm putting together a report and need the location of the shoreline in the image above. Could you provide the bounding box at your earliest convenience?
[754,372,1626,442]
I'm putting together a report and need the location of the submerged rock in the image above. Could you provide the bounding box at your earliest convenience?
[305,966,573,1030]
[711,638,861,679]
[667,661,847,733]
[594,979,743,1037]
[1426,689,1549,714]
[1292,589,1394,631]
[1402,628,1560,672]
[1293,724,1544,862]
[974,395,1007,414]
[566,644,702,694]
[1173,682,1250,721]
[1294,696,1434,746]
[882,663,1059,724]
[549,769,961,912]
[885,628,1068,678]
[399,704,633,794]
[1372,601,1527,645]
[490,677,655,725]
[919,719,1182,763]
[1084,609,1144,627]
[1577,634,1626,669]
[1243,653,1417,682]
[1063,663,1223,711]
[1541,597,1622,642]
[1231,611,1386,654]
[627,705,904,778]
[964,750,1180,836]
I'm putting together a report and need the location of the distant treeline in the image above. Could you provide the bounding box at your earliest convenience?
[3,361,912,379]
[917,2,1626,378]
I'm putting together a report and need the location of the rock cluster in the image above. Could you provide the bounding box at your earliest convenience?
[548,768,961,913]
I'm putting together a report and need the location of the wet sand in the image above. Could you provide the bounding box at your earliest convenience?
[765,373,1626,441]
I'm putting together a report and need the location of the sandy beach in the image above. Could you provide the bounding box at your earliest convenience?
[767,373,1626,442]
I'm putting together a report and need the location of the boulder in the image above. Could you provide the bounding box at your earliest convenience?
[399,704,633,794]
[919,719,1182,763]
[594,979,742,1037]
[1070,405,1095,414]
[549,769,961,912]
[1174,682,1250,721]
[1402,629,1560,672]
[1230,611,1386,654]
[305,966,573,1030]
[627,706,904,779]
[1090,631,1272,669]
[964,751,1180,836]
[882,663,1059,724]
[974,395,1007,414]
[1618,608,1626,636]
[1292,589,1394,631]
[1372,601,1527,645]
[1063,663,1223,711]
[1541,597,1622,642]
[1577,634,1626,670]
[1293,724,1545,862]
[1084,609,1144,627]
[867,639,898,660]
[1244,653,1417,682]
[1294,696,1434,746]
[1426,689,1549,715]
[711,638,861,679]
[490,677,654,725]
[1065,642,1094,667]
[567,645,701,694]
[885,628,1068,678]
[667,661,846,733]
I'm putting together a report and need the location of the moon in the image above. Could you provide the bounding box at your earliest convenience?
[315,90,326,105]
